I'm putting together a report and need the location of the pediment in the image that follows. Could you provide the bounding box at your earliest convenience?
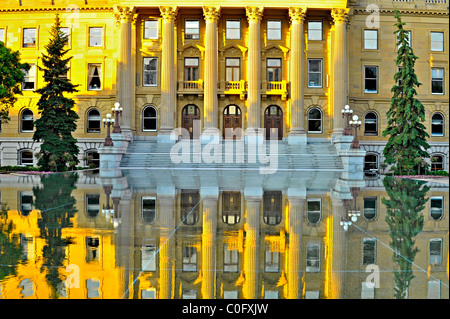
[262,44,289,60]
[219,44,248,58]
[178,44,205,59]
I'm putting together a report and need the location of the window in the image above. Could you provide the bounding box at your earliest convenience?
[223,243,239,272]
[60,27,70,45]
[306,242,320,272]
[364,30,378,50]
[427,280,441,299]
[364,66,378,93]
[397,30,411,49]
[226,20,240,40]
[21,109,34,132]
[84,149,99,168]
[431,68,444,94]
[141,245,157,271]
[430,197,443,221]
[264,244,280,272]
[225,58,240,82]
[0,28,5,43]
[430,32,444,52]
[222,191,241,225]
[263,191,282,225]
[86,236,100,262]
[86,194,100,218]
[361,282,375,299]
[364,112,378,135]
[363,197,377,220]
[19,150,33,166]
[429,238,442,265]
[267,20,282,40]
[267,58,281,82]
[184,58,199,82]
[363,238,377,264]
[364,154,378,172]
[143,106,157,131]
[185,19,200,40]
[308,59,322,88]
[144,19,159,39]
[431,113,444,136]
[89,27,102,47]
[23,28,36,48]
[307,107,322,133]
[142,197,156,224]
[308,21,322,41]
[307,199,321,224]
[181,190,199,225]
[87,109,101,133]
[88,64,102,90]
[19,192,33,215]
[182,246,197,271]
[143,57,158,87]
[430,155,444,172]
[22,64,36,91]
[86,279,100,298]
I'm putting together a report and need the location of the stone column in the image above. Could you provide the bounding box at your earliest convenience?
[158,7,178,143]
[331,8,349,141]
[201,7,220,144]
[287,7,307,145]
[329,197,346,299]
[286,196,305,299]
[115,6,135,139]
[245,7,264,144]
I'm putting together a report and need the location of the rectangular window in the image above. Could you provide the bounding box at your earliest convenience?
[398,30,411,49]
[306,242,320,272]
[141,197,156,223]
[308,59,322,88]
[86,194,100,217]
[223,243,239,272]
[430,32,444,52]
[144,19,159,39]
[22,64,36,91]
[431,68,444,94]
[362,238,377,264]
[141,244,157,271]
[60,27,70,45]
[226,20,240,40]
[0,28,5,43]
[184,58,199,82]
[89,27,102,47]
[225,58,240,82]
[88,64,102,90]
[429,238,442,265]
[185,19,200,40]
[364,30,378,50]
[143,57,158,87]
[23,28,36,48]
[267,58,281,82]
[267,20,282,40]
[264,244,280,273]
[308,21,322,41]
[364,66,378,93]
[182,246,197,271]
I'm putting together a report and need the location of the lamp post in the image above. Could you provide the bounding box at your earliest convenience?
[102,185,114,218]
[111,102,123,133]
[349,114,362,149]
[341,104,353,136]
[102,113,115,146]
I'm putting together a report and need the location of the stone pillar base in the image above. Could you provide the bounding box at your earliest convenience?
[157,130,177,144]
[331,129,344,144]
[201,128,221,145]
[333,134,354,154]
[244,128,264,145]
[339,148,367,181]
[287,131,307,145]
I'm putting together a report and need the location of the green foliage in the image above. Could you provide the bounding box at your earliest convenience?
[32,14,80,172]
[0,42,30,122]
[382,10,430,175]
[382,176,428,299]
[0,203,24,280]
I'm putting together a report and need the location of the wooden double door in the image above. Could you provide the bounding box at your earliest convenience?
[264,105,283,140]
[223,105,242,139]
[182,104,201,139]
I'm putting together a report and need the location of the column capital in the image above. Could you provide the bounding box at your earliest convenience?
[203,6,221,23]
[246,7,264,24]
[114,5,135,24]
[288,7,307,23]
[331,8,350,24]
[159,6,178,22]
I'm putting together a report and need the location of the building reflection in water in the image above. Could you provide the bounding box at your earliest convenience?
[0,170,447,299]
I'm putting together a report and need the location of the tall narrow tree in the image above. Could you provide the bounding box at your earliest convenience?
[33,15,79,171]
[382,10,430,175]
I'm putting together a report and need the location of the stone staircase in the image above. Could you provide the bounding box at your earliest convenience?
[119,139,344,171]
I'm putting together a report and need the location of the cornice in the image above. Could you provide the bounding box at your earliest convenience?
[0,6,113,12]
[353,7,449,16]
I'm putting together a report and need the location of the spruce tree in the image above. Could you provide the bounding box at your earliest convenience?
[33,15,79,172]
[382,10,430,175]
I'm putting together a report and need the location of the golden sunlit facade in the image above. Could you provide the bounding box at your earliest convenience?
[0,0,448,171]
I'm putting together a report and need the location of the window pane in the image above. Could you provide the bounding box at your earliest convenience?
[267,20,282,40]
[89,27,102,47]
[267,58,281,67]
[144,20,158,39]
[363,238,376,264]
[88,64,102,90]
[185,20,199,39]
[226,58,240,67]
[22,64,35,90]
[364,30,378,49]
[143,58,158,86]
[308,21,322,41]
[185,58,199,67]
[309,60,321,72]
[430,32,444,51]
[364,198,377,220]
[0,28,4,43]
[23,28,36,47]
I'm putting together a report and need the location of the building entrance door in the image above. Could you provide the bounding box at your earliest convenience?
[182,104,200,139]
[223,105,242,139]
[264,105,283,140]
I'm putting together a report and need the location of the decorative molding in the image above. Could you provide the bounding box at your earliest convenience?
[159,6,177,22]
[246,7,263,24]
[331,8,350,24]
[219,44,248,59]
[178,44,205,59]
[262,44,289,60]
[288,7,307,23]
[203,6,220,23]
[353,8,449,16]
[113,5,135,25]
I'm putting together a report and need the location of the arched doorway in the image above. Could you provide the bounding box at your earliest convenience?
[264,105,283,140]
[223,105,242,139]
[182,104,200,139]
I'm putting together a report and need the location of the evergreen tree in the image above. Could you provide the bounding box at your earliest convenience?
[33,15,79,172]
[0,42,30,122]
[382,10,430,175]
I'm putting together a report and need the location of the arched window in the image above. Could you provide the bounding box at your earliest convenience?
[87,109,101,133]
[19,149,33,166]
[307,199,321,224]
[364,112,378,136]
[84,149,100,168]
[19,191,33,216]
[21,109,34,132]
[431,113,444,136]
[263,191,282,225]
[430,154,444,172]
[143,106,157,131]
[364,153,378,174]
[307,107,322,133]
[430,197,443,221]
[86,194,100,218]
[222,191,241,225]
[363,197,377,220]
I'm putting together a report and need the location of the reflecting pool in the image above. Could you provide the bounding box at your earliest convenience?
[0,169,448,299]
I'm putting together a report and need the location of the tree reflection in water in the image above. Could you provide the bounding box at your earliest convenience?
[0,203,23,281]
[33,172,78,299]
[382,176,429,299]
